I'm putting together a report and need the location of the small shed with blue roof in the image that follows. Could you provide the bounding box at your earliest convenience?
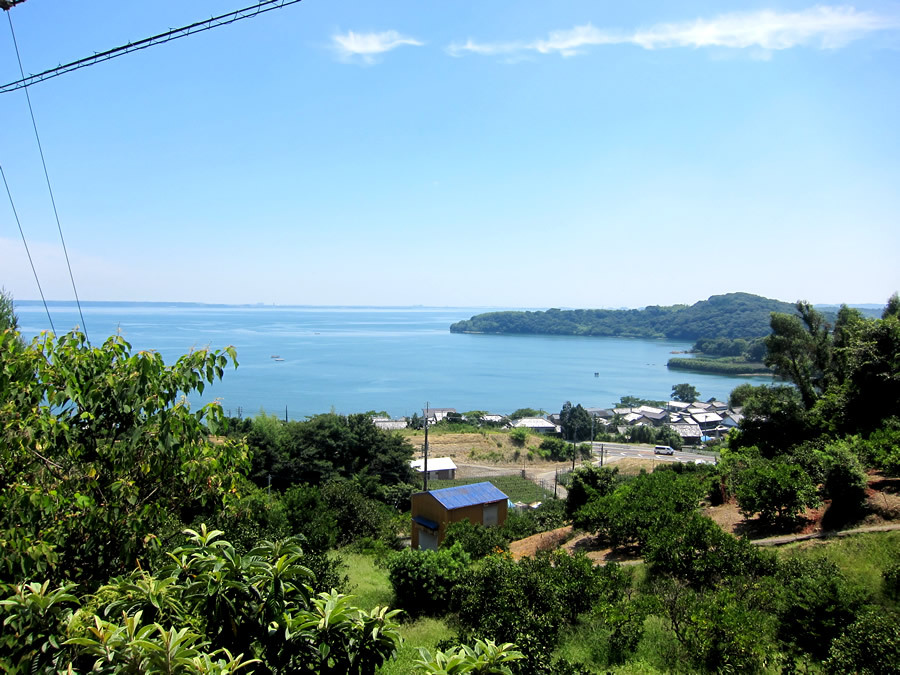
[411,481,509,550]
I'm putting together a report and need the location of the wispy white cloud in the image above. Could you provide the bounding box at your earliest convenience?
[332,30,423,64]
[447,6,900,58]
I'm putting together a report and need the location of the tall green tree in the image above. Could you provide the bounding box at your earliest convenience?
[671,383,699,403]
[765,301,832,409]
[0,287,18,332]
[0,329,248,586]
[559,401,592,442]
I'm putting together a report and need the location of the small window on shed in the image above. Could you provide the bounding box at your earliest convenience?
[483,503,499,527]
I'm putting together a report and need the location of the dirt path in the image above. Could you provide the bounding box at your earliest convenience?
[750,523,900,547]
[508,523,900,565]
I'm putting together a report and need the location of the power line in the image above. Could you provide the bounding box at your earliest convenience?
[7,12,87,339]
[0,0,304,94]
[0,162,55,333]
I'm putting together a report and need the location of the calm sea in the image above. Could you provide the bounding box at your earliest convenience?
[15,302,770,419]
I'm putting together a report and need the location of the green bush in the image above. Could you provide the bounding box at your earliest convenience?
[453,552,608,673]
[443,519,508,558]
[734,458,820,525]
[539,437,571,461]
[885,562,900,600]
[574,470,706,549]
[776,557,868,662]
[644,512,775,588]
[386,544,471,618]
[565,465,620,519]
[509,428,530,447]
[499,499,567,541]
[825,607,900,674]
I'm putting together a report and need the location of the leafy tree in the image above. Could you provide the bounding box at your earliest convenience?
[776,557,868,662]
[248,413,415,491]
[825,607,900,675]
[575,470,706,549]
[644,512,775,589]
[559,401,592,442]
[616,395,667,408]
[733,458,819,525]
[884,292,900,319]
[1,527,402,674]
[728,382,757,408]
[414,639,524,674]
[453,551,606,672]
[671,383,699,403]
[817,439,869,520]
[443,519,508,558]
[509,408,545,420]
[538,436,573,461]
[386,545,471,618]
[650,578,779,674]
[765,302,833,409]
[0,287,18,332]
[566,465,620,518]
[730,384,809,456]
[0,329,247,587]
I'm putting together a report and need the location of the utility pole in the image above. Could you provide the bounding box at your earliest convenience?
[423,402,429,492]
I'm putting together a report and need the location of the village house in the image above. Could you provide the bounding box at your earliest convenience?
[424,408,457,425]
[372,417,408,431]
[410,456,457,481]
[411,482,509,550]
[510,417,561,434]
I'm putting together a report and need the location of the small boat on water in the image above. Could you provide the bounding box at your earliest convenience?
[274,358,285,362]
[270,355,280,359]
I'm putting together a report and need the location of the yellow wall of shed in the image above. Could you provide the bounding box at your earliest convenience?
[410,492,508,549]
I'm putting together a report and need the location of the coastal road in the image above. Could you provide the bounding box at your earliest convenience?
[588,441,718,466]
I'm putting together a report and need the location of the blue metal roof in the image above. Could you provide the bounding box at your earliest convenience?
[413,515,439,530]
[428,482,509,510]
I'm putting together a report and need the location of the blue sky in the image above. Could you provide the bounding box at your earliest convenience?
[1,0,898,308]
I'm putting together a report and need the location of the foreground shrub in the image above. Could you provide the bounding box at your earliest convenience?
[443,519,508,558]
[386,544,471,617]
[734,458,820,526]
[0,526,402,674]
[825,607,900,675]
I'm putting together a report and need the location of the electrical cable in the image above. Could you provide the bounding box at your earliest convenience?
[7,11,87,339]
[0,0,303,94]
[1,162,55,333]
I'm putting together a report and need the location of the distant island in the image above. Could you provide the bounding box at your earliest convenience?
[449,292,798,341]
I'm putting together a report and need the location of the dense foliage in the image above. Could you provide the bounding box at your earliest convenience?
[0,330,247,587]
[450,292,797,340]
[247,412,416,492]
[0,526,402,674]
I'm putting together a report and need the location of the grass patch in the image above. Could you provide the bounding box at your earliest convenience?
[377,617,454,674]
[343,552,393,611]
[779,531,900,606]
[427,475,552,503]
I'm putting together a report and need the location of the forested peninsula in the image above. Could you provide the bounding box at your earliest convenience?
[450,292,798,340]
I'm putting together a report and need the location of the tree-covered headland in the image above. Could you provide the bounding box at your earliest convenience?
[449,292,798,340]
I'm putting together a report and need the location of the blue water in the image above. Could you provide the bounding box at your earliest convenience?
[14,303,771,419]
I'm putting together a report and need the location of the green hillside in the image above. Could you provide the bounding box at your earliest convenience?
[449,292,798,340]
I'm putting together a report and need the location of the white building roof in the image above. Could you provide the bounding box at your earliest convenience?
[512,417,559,431]
[410,457,457,473]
